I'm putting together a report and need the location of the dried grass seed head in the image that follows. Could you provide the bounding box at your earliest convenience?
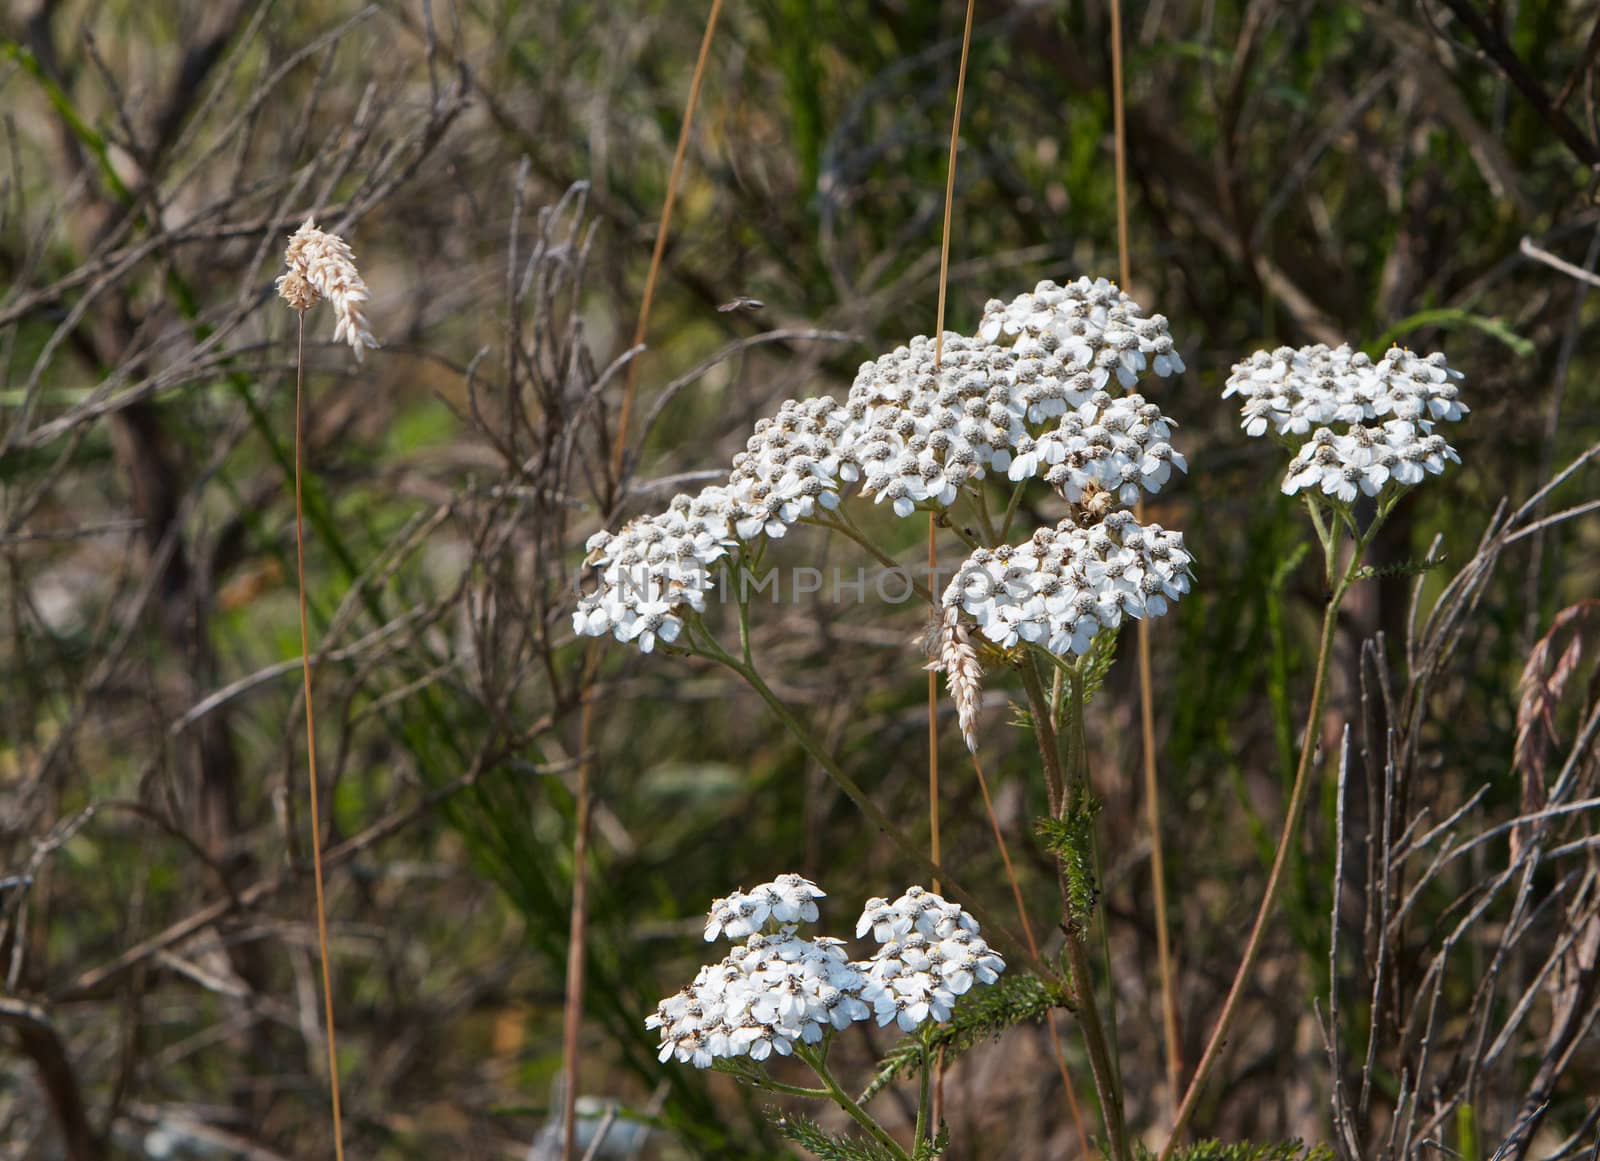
[277,217,381,362]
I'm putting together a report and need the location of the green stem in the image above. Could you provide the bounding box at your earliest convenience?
[1018,659,1131,1161]
[1074,661,1126,1094]
[913,1030,933,1147]
[736,548,755,668]
[969,483,1000,546]
[809,511,934,605]
[1018,662,1065,817]
[998,479,1028,542]
[796,1044,913,1161]
[745,1075,831,1099]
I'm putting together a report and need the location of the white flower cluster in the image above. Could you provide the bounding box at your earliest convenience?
[575,274,1190,653]
[727,396,858,538]
[1224,343,1467,501]
[704,873,827,940]
[1282,423,1460,503]
[1008,391,1186,507]
[855,886,1006,1032]
[841,324,1187,519]
[648,927,869,1067]
[842,333,1087,517]
[943,513,1194,656]
[571,488,740,652]
[980,276,1185,386]
[648,877,1004,1068]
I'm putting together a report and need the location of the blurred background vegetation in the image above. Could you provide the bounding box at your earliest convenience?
[1,0,1598,1157]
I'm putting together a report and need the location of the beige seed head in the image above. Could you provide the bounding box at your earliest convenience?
[276,217,380,363]
[927,608,984,753]
[275,269,318,312]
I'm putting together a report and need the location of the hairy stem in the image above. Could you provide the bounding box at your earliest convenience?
[1018,659,1131,1161]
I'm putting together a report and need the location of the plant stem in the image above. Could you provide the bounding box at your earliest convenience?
[914,1030,933,1148]
[797,1045,913,1160]
[998,479,1028,541]
[811,510,935,605]
[293,313,346,1161]
[1018,659,1131,1161]
[563,691,594,1161]
[1159,528,1368,1157]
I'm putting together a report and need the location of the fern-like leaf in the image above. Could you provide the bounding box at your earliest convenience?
[1078,628,1119,705]
[1353,553,1447,582]
[911,1123,950,1159]
[1137,1139,1335,1161]
[773,1113,903,1160]
[1036,788,1102,929]
[858,973,1063,1102]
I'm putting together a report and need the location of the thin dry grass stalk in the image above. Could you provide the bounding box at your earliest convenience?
[929,2,975,1127]
[1108,0,1183,1115]
[276,215,381,1161]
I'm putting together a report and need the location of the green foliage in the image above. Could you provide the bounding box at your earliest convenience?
[772,1113,904,1161]
[1078,627,1120,705]
[858,973,1064,1103]
[1138,1141,1334,1161]
[1037,788,1103,929]
[1352,553,1450,583]
[913,1124,950,1159]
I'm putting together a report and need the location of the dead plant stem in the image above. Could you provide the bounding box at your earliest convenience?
[1160,559,1359,1156]
[1109,0,1183,1112]
[607,0,725,489]
[294,312,346,1161]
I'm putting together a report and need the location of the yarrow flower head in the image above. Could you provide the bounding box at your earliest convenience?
[647,928,868,1067]
[840,333,1085,517]
[1281,422,1461,503]
[650,878,1004,1066]
[855,886,1005,1032]
[979,276,1184,388]
[571,486,740,651]
[727,396,858,538]
[838,328,1187,518]
[704,874,827,941]
[943,512,1194,657]
[1224,342,1467,501]
[575,273,1191,654]
[1009,390,1187,506]
[276,218,380,362]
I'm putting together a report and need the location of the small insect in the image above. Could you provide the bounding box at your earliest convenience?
[717,296,765,313]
